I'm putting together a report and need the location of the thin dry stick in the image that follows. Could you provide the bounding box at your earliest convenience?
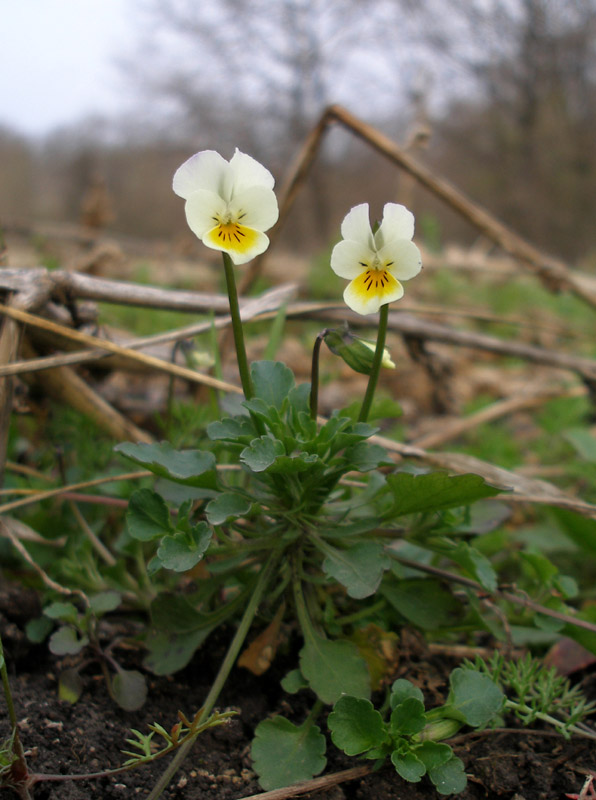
[324,105,596,309]
[0,283,296,379]
[238,111,331,295]
[392,555,596,635]
[0,518,86,600]
[0,470,150,516]
[308,306,596,381]
[412,385,586,450]
[68,501,116,566]
[234,765,372,800]
[0,303,243,394]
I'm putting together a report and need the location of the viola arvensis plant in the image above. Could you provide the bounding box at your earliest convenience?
[331,203,422,315]
[173,149,279,265]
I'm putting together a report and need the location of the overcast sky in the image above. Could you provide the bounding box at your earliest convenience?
[0,0,135,137]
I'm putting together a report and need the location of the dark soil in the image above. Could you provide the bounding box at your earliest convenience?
[1,585,595,800]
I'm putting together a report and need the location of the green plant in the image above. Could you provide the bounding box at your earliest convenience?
[26,592,147,711]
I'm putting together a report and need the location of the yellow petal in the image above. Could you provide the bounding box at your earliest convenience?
[344,268,404,315]
[203,222,268,263]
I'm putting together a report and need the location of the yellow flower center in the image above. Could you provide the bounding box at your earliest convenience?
[361,267,392,293]
[205,214,260,255]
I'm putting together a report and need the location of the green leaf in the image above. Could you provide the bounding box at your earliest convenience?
[43,601,79,623]
[207,416,256,442]
[342,442,389,472]
[415,742,453,771]
[251,361,295,410]
[281,669,309,694]
[328,696,389,756]
[448,668,504,727]
[383,579,463,630]
[429,539,497,592]
[551,507,596,555]
[156,522,212,571]
[240,436,285,472]
[25,616,53,643]
[115,441,217,488]
[428,756,467,795]
[520,550,558,584]
[251,716,326,790]
[564,428,596,462]
[58,668,84,704]
[389,697,427,735]
[150,594,206,633]
[112,669,148,711]
[265,452,320,474]
[89,591,121,615]
[390,679,425,709]
[383,472,501,518]
[49,627,89,656]
[322,542,389,599]
[126,489,173,541]
[300,634,370,704]
[206,492,253,525]
[143,627,212,675]
[390,751,426,782]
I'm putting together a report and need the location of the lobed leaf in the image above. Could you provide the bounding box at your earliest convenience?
[126,489,173,541]
[251,716,326,790]
[115,441,217,488]
[322,541,389,599]
[383,472,501,518]
[448,668,504,727]
[299,633,370,705]
[328,696,389,756]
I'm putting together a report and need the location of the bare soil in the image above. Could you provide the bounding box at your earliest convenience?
[1,583,595,800]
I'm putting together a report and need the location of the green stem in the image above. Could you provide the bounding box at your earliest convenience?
[358,303,389,423]
[222,252,253,400]
[145,550,280,800]
[0,632,31,792]
[505,699,596,742]
[309,330,328,420]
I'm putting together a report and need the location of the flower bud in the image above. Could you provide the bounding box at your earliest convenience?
[416,717,463,742]
[323,328,395,375]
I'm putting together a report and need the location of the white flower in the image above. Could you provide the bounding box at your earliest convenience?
[331,203,422,315]
[173,149,279,265]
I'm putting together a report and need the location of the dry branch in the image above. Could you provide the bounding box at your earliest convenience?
[239,104,596,310]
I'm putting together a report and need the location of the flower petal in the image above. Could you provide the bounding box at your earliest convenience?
[331,239,376,279]
[344,271,404,316]
[229,186,279,232]
[379,239,422,281]
[184,190,228,238]
[375,203,415,247]
[340,203,374,246]
[228,149,275,194]
[203,225,270,265]
[173,150,229,200]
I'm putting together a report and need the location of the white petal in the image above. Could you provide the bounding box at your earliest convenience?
[173,150,229,200]
[229,186,279,232]
[375,203,415,247]
[379,239,422,281]
[340,204,374,246]
[331,239,376,279]
[184,190,227,238]
[228,149,275,193]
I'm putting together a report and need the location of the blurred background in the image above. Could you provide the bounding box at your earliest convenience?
[1,0,595,263]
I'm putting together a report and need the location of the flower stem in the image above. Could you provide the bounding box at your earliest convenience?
[145,550,280,800]
[358,303,389,423]
[309,330,328,420]
[222,252,253,400]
